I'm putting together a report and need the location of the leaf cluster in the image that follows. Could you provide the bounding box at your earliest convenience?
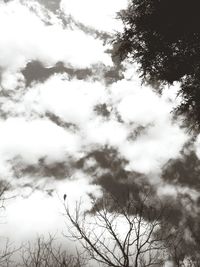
[113,0,200,129]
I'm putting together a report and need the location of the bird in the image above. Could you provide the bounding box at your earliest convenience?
[63,194,67,201]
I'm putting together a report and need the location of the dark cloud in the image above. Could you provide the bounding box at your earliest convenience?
[77,147,155,211]
[10,156,74,180]
[22,61,92,86]
[75,145,200,257]
[76,147,127,172]
[94,103,111,118]
[127,124,153,141]
[22,60,123,87]
[45,112,79,131]
[36,0,61,12]
[162,141,200,190]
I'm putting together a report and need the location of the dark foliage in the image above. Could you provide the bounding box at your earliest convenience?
[113,0,200,130]
[175,72,200,130]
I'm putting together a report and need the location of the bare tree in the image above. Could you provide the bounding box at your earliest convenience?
[19,234,86,267]
[0,239,18,267]
[63,192,175,267]
[0,182,19,266]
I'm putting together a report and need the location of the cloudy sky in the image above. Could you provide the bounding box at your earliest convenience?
[0,0,200,259]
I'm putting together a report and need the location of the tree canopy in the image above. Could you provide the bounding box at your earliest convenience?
[113,0,200,130]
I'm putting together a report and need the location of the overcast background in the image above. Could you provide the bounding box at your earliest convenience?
[0,0,199,256]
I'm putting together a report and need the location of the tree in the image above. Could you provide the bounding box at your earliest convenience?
[19,235,86,267]
[0,182,20,266]
[113,0,200,130]
[63,193,179,267]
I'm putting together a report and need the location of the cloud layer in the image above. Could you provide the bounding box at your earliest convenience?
[0,0,111,76]
[0,0,194,248]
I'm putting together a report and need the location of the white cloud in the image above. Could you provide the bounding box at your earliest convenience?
[108,80,187,174]
[0,176,101,243]
[60,0,128,33]
[84,118,128,147]
[118,115,186,174]
[157,183,200,200]
[0,118,81,169]
[0,0,111,76]
[1,72,187,176]
[21,74,107,125]
[112,80,170,126]
[1,71,25,91]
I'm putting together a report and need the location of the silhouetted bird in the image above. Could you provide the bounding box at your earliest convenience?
[63,194,67,201]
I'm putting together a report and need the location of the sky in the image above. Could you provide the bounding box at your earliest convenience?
[0,0,199,265]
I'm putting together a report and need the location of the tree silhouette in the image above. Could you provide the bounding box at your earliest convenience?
[20,235,85,267]
[63,192,182,267]
[113,0,200,130]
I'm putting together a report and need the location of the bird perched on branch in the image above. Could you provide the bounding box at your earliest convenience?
[63,194,67,201]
